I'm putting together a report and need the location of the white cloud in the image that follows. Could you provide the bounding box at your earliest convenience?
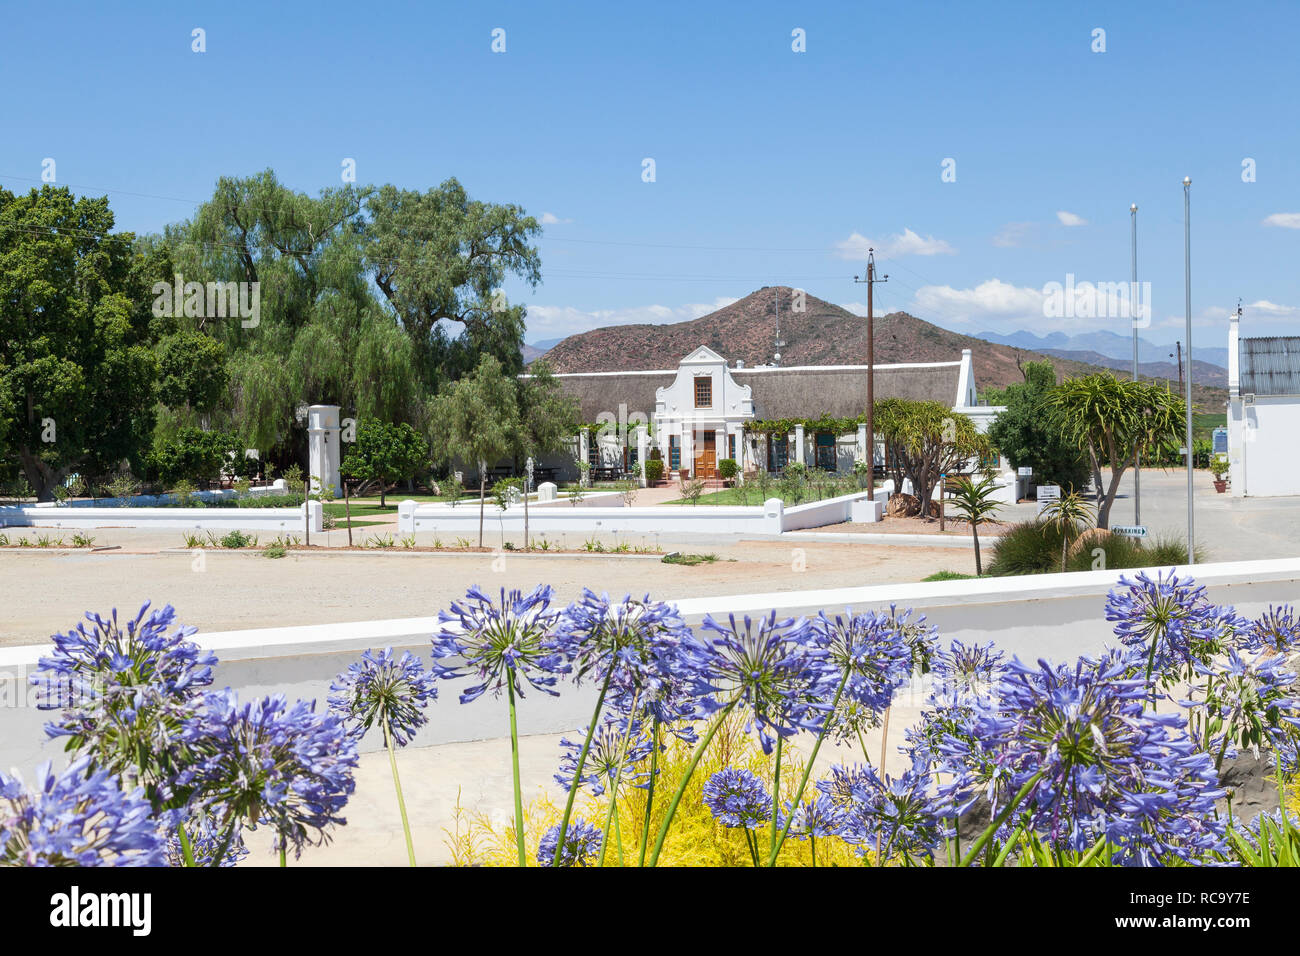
[1056,210,1088,227]
[1262,213,1300,229]
[838,301,867,316]
[1245,298,1300,317]
[834,228,955,260]
[526,296,738,338]
[539,212,573,225]
[912,279,1045,323]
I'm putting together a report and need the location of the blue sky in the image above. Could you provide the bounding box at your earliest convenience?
[3,0,1299,350]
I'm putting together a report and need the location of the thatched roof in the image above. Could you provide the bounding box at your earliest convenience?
[549,370,676,421]
[734,363,962,418]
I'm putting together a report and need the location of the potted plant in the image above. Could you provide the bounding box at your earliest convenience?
[717,458,738,487]
[1211,456,1229,493]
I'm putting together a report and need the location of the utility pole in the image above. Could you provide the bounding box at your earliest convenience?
[1131,203,1140,525]
[854,249,887,498]
[1172,341,1184,394]
[1183,176,1195,565]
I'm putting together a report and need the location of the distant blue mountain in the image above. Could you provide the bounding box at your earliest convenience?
[976,329,1228,369]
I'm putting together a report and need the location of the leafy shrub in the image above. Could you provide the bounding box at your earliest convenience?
[71,533,96,548]
[990,521,1210,576]
[662,552,717,566]
[220,530,255,549]
[643,459,664,485]
[717,458,738,482]
[261,544,287,559]
[104,473,142,505]
[149,428,239,486]
[985,520,1069,576]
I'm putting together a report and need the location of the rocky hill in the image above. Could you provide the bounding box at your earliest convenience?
[536,286,1228,409]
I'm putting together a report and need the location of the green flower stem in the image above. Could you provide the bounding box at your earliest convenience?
[766,668,850,866]
[210,820,238,868]
[597,695,640,867]
[637,718,661,867]
[506,670,526,867]
[810,834,817,868]
[279,846,287,867]
[552,665,615,866]
[768,735,783,860]
[613,812,625,866]
[383,717,416,867]
[647,698,739,867]
[959,770,1045,867]
[176,823,196,867]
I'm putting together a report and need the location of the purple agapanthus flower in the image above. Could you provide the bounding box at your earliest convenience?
[537,817,603,867]
[1185,647,1300,765]
[785,794,844,840]
[28,603,215,801]
[555,713,655,796]
[1243,605,1300,654]
[691,612,830,753]
[178,690,358,860]
[549,591,705,732]
[702,768,773,830]
[810,609,911,743]
[0,757,166,866]
[329,647,438,747]
[886,604,939,678]
[431,585,563,703]
[817,758,945,861]
[1104,571,1223,681]
[166,809,248,867]
[959,649,1227,864]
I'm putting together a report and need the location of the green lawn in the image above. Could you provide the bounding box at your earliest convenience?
[921,570,975,582]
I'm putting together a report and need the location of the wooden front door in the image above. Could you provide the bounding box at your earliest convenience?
[694,432,717,478]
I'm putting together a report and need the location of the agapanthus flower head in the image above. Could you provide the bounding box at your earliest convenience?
[810,609,910,742]
[703,768,773,830]
[694,611,829,753]
[785,793,843,840]
[816,758,945,861]
[1238,808,1300,854]
[933,640,1005,700]
[537,817,603,867]
[1244,605,1300,654]
[166,808,248,867]
[29,603,215,798]
[550,591,705,730]
[328,647,437,747]
[178,690,358,860]
[962,648,1227,863]
[887,604,938,677]
[0,757,165,866]
[1105,571,1222,680]
[555,713,654,796]
[1186,647,1300,763]
[431,585,563,703]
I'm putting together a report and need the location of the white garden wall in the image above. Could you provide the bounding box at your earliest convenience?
[3,556,1298,773]
[0,500,322,532]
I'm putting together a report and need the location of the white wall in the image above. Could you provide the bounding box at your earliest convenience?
[4,556,1298,773]
[1230,395,1300,497]
[0,501,322,532]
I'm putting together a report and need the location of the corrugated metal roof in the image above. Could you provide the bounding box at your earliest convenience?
[1240,336,1300,396]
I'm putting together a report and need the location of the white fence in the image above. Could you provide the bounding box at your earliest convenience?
[3,556,1298,772]
[0,500,322,532]
[397,489,887,537]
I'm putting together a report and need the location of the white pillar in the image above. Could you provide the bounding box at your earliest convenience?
[308,405,341,498]
[578,428,590,483]
[856,423,868,464]
[794,424,805,466]
[715,426,726,477]
[681,427,694,478]
[736,425,746,483]
[636,427,649,487]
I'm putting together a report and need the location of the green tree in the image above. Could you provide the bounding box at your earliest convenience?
[1043,374,1185,529]
[149,427,240,487]
[0,186,158,500]
[513,361,579,547]
[155,331,228,413]
[429,355,520,547]
[363,179,541,389]
[987,360,1090,490]
[1040,490,1096,573]
[340,419,429,508]
[948,475,1003,575]
[875,398,991,516]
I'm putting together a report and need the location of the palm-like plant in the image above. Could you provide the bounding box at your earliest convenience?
[1040,490,1096,573]
[948,475,1002,575]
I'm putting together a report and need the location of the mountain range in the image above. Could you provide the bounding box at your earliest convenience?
[529,287,1228,406]
[976,328,1228,369]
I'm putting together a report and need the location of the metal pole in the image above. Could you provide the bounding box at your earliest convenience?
[1183,177,1195,564]
[855,250,887,502]
[1130,203,1140,525]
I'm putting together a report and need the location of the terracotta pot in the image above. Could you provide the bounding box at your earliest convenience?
[1213,479,1227,494]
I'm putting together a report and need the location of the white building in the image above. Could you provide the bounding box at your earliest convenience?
[531,345,1001,482]
[1227,310,1300,497]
